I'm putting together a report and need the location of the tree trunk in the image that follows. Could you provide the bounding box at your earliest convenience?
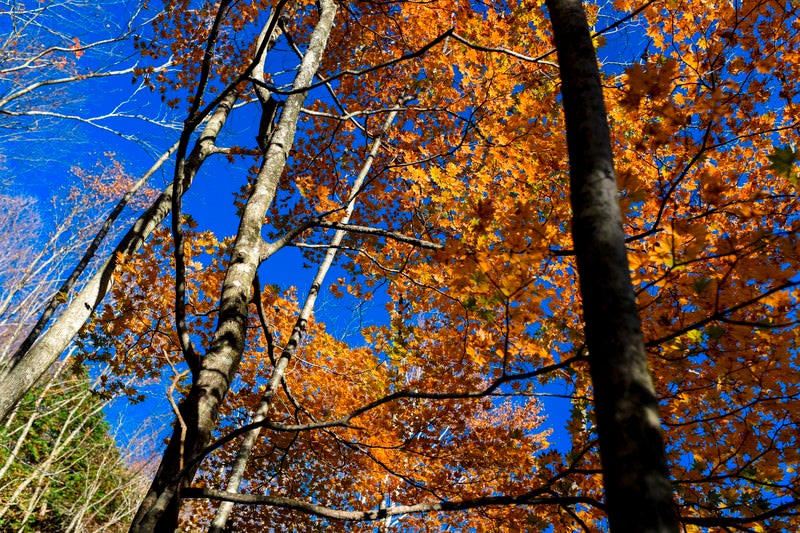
[544,1,680,531]
[128,1,339,530]
[209,99,405,532]
[0,92,237,424]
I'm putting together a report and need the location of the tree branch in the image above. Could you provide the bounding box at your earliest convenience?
[313,221,442,250]
[183,487,604,521]
[252,29,454,96]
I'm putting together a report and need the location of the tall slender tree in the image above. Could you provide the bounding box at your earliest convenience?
[545,0,679,530]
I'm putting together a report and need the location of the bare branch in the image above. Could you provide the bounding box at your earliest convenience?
[183,487,604,521]
[313,221,442,250]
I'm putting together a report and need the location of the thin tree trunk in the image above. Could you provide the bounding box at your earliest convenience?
[544,1,680,532]
[0,357,68,482]
[0,375,106,526]
[6,141,178,371]
[209,98,406,533]
[0,92,237,424]
[129,1,339,530]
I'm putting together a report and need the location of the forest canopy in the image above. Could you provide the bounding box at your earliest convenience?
[1,0,799,531]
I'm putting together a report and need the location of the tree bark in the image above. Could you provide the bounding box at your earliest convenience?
[209,99,405,532]
[544,1,680,532]
[128,1,339,530]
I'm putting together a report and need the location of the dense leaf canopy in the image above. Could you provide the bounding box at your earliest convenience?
[2,0,800,531]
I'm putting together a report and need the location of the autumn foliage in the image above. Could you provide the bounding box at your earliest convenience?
[4,0,800,531]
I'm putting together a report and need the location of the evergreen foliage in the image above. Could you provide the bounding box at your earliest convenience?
[0,368,147,532]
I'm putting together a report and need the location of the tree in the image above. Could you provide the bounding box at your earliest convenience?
[0,359,152,532]
[0,0,177,402]
[0,193,82,364]
[0,160,162,371]
[4,0,800,531]
[546,0,678,530]
[0,1,175,161]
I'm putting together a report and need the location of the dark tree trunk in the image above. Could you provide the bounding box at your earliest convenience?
[544,1,680,531]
